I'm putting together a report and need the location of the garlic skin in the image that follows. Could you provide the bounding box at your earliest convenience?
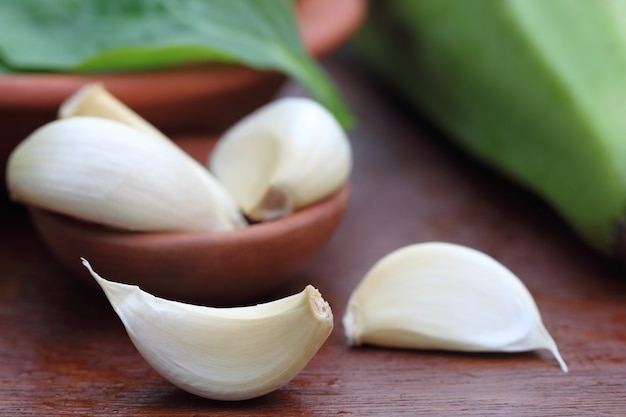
[209,97,352,221]
[6,117,245,232]
[82,259,334,401]
[343,242,568,372]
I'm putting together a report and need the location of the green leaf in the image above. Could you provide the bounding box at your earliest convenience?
[0,0,354,129]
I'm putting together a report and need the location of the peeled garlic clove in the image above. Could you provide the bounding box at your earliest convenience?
[6,117,245,232]
[209,97,352,221]
[57,83,246,229]
[59,82,168,141]
[343,242,568,372]
[82,258,334,401]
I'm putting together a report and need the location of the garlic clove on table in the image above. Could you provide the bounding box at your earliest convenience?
[83,258,334,401]
[209,97,352,221]
[6,116,246,232]
[342,242,568,372]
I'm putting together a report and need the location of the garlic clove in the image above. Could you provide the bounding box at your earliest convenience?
[83,258,334,401]
[209,97,352,221]
[57,83,247,229]
[58,82,168,141]
[6,116,245,232]
[343,242,568,372]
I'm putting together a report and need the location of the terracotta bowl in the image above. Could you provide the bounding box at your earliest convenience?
[27,137,350,305]
[0,0,366,185]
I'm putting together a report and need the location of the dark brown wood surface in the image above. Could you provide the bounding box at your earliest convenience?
[2,56,626,416]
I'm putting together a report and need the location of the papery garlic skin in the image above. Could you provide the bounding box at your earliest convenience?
[209,97,352,221]
[6,117,245,232]
[343,242,568,372]
[83,259,333,401]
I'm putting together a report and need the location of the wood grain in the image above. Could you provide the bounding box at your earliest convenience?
[1,56,625,416]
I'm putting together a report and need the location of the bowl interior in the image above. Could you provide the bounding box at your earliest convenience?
[28,136,350,305]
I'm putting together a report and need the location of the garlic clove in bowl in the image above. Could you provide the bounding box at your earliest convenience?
[6,116,246,232]
[209,97,352,221]
[56,82,247,228]
[58,82,169,141]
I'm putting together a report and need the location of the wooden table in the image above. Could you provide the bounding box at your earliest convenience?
[2,55,626,416]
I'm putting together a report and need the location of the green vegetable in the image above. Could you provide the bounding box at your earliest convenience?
[356,0,626,260]
[0,0,353,128]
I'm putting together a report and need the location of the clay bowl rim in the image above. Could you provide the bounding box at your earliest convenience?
[28,178,351,305]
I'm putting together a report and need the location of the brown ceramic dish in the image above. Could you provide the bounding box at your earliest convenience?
[0,0,366,183]
[27,137,350,305]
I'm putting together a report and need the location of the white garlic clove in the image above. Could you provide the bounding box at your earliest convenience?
[6,116,246,232]
[57,83,246,229]
[343,242,568,372]
[209,97,352,221]
[58,82,168,141]
[83,258,334,401]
